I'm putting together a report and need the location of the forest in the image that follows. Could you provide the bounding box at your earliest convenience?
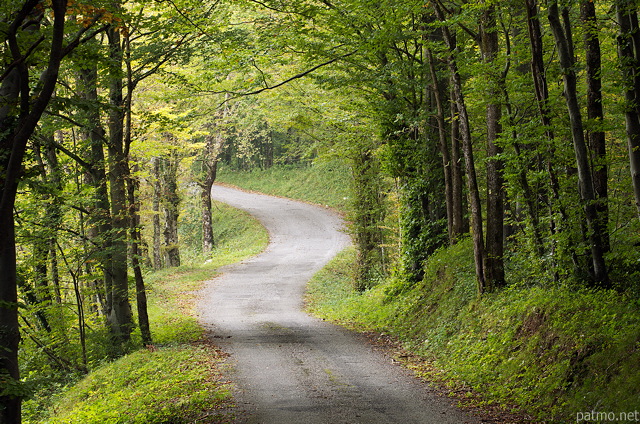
[1,0,640,422]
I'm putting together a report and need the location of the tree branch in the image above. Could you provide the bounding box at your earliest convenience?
[0,35,45,84]
[218,51,357,102]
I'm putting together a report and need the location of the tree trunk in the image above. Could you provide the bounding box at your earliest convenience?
[121,30,152,346]
[0,207,21,424]
[434,3,486,293]
[581,0,610,252]
[547,0,609,287]
[77,63,111,314]
[202,159,218,253]
[152,157,163,269]
[481,4,505,291]
[127,167,152,346]
[450,89,467,237]
[106,24,133,342]
[616,0,640,219]
[524,0,567,282]
[427,48,456,244]
[160,153,181,268]
[201,99,231,253]
[0,1,68,421]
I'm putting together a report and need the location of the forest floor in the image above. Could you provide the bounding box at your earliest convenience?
[196,184,525,424]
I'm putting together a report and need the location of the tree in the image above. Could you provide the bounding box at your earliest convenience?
[480,2,506,291]
[547,0,609,287]
[581,0,609,252]
[199,103,230,253]
[433,1,487,293]
[615,0,640,219]
[0,0,102,419]
[105,17,134,343]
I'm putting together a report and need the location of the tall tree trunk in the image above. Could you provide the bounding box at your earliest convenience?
[201,98,231,253]
[152,157,163,269]
[77,64,111,314]
[0,211,21,423]
[27,137,58,332]
[127,166,152,346]
[434,3,486,293]
[160,153,181,268]
[427,48,456,244]
[106,24,133,342]
[499,16,545,255]
[0,2,68,421]
[525,0,566,282]
[450,90,466,237]
[481,4,505,291]
[202,159,218,253]
[121,33,152,346]
[581,0,609,252]
[616,0,640,219]
[547,0,609,287]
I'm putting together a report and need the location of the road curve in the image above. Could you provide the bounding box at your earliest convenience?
[197,184,479,424]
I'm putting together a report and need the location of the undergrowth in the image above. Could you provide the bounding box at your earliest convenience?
[25,201,268,423]
[305,242,640,422]
[46,345,233,424]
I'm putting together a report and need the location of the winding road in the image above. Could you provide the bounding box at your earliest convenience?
[197,185,479,424]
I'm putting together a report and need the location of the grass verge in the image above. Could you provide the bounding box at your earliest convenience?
[217,159,350,211]
[305,242,640,423]
[30,201,268,424]
[46,345,233,424]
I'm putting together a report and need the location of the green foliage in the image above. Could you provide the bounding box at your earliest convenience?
[23,200,268,423]
[306,240,640,422]
[347,143,390,290]
[143,199,268,346]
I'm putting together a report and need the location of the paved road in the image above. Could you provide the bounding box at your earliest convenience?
[197,185,479,424]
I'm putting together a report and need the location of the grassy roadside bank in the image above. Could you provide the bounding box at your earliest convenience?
[29,201,268,423]
[305,244,640,423]
[217,160,350,211]
[221,162,640,423]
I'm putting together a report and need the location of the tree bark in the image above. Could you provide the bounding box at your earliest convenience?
[77,63,111,314]
[202,159,218,253]
[450,89,466,237]
[434,2,486,293]
[427,48,456,244]
[480,4,505,291]
[121,30,152,346]
[152,157,163,269]
[547,0,609,287]
[0,1,68,421]
[616,0,640,219]
[106,23,133,342]
[160,152,181,268]
[201,99,232,253]
[524,0,567,281]
[581,0,609,252]
[127,167,152,346]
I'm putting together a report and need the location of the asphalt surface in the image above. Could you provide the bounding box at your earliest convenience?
[197,184,480,424]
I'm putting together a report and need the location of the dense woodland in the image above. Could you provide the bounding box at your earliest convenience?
[1,0,640,421]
